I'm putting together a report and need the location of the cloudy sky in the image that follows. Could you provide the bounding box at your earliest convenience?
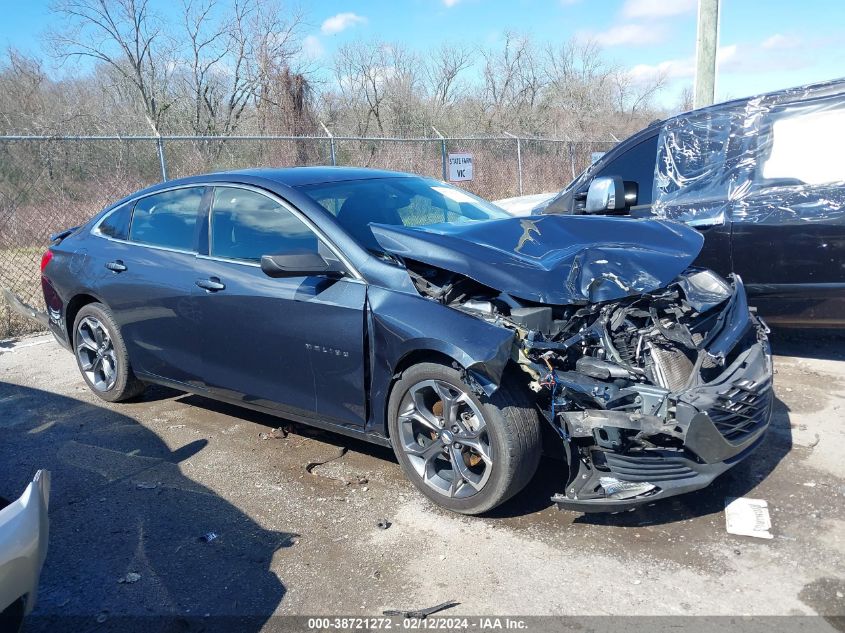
[3,0,844,107]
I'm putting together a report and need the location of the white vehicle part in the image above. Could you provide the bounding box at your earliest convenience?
[0,470,50,616]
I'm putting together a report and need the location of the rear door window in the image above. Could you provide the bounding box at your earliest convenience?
[98,201,133,240]
[209,187,319,262]
[128,187,204,251]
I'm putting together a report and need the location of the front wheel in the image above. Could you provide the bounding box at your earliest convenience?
[387,362,541,515]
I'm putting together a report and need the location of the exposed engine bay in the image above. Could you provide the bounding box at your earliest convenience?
[405,260,773,511]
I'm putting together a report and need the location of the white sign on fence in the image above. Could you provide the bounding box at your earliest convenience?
[448,152,473,181]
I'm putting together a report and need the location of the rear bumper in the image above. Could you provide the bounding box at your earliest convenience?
[41,275,72,351]
[555,329,773,513]
[0,470,51,617]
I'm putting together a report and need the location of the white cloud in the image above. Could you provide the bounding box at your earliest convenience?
[628,45,738,83]
[338,65,397,91]
[443,0,461,6]
[302,35,324,59]
[761,33,801,50]
[621,0,696,19]
[716,43,811,75]
[320,12,367,35]
[717,44,738,65]
[592,23,667,47]
[629,57,694,83]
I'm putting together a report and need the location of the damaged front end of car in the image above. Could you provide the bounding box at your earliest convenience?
[372,215,774,512]
[519,270,772,511]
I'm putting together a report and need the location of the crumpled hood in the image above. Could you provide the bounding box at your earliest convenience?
[371,215,704,304]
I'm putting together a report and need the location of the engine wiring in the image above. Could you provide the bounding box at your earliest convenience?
[538,352,569,440]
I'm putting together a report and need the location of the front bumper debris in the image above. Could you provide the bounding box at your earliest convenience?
[1,287,49,328]
[550,285,773,513]
[554,339,772,512]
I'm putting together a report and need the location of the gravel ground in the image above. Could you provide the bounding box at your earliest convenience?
[1,330,844,631]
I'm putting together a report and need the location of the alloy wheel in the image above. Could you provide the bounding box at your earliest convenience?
[76,316,117,392]
[397,379,493,499]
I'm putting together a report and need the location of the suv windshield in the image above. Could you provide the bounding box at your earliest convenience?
[297,176,509,252]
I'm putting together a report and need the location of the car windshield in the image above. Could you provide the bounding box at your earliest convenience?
[297,176,510,253]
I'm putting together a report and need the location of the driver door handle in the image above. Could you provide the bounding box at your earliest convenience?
[196,277,225,292]
[105,260,127,272]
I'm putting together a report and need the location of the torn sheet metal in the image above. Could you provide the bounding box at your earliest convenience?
[1,287,49,328]
[652,78,845,227]
[370,215,704,304]
[725,497,773,539]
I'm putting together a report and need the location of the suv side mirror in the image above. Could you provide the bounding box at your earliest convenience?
[260,251,345,278]
[585,176,627,214]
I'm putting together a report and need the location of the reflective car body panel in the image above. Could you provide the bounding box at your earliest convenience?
[494,192,558,216]
[93,240,207,384]
[192,258,368,424]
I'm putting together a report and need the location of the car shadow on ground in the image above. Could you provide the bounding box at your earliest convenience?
[118,369,794,528]
[163,382,794,528]
[171,392,400,465]
[487,395,794,527]
[0,382,295,633]
[133,384,396,467]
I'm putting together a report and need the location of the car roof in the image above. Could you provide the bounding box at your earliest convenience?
[207,166,416,187]
[113,166,421,207]
[612,76,845,152]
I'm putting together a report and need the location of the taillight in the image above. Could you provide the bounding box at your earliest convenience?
[40,250,53,272]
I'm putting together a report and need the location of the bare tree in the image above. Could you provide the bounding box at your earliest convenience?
[478,32,547,132]
[676,85,694,113]
[382,45,424,135]
[181,0,229,135]
[0,48,120,134]
[333,41,393,135]
[613,67,667,121]
[424,43,473,108]
[180,0,305,136]
[0,50,47,133]
[248,0,307,130]
[50,0,174,134]
[541,39,615,139]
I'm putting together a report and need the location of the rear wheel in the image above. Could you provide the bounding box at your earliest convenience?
[388,362,541,515]
[73,302,145,402]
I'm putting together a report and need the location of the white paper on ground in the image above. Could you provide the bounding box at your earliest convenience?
[725,497,773,539]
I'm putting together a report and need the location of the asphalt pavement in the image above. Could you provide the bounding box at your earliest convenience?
[1,330,844,631]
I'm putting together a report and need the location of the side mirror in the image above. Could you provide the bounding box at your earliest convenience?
[260,251,345,278]
[585,176,627,214]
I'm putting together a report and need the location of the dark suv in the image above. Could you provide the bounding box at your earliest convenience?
[541,78,845,328]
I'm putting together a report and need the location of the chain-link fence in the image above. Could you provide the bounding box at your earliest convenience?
[0,134,613,338]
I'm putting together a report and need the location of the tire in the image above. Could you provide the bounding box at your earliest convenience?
[0,596,25,633]
[387,362,541,515]
[72,302,145,402]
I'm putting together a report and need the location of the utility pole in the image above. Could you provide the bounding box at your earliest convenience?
[693,0,720,108]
